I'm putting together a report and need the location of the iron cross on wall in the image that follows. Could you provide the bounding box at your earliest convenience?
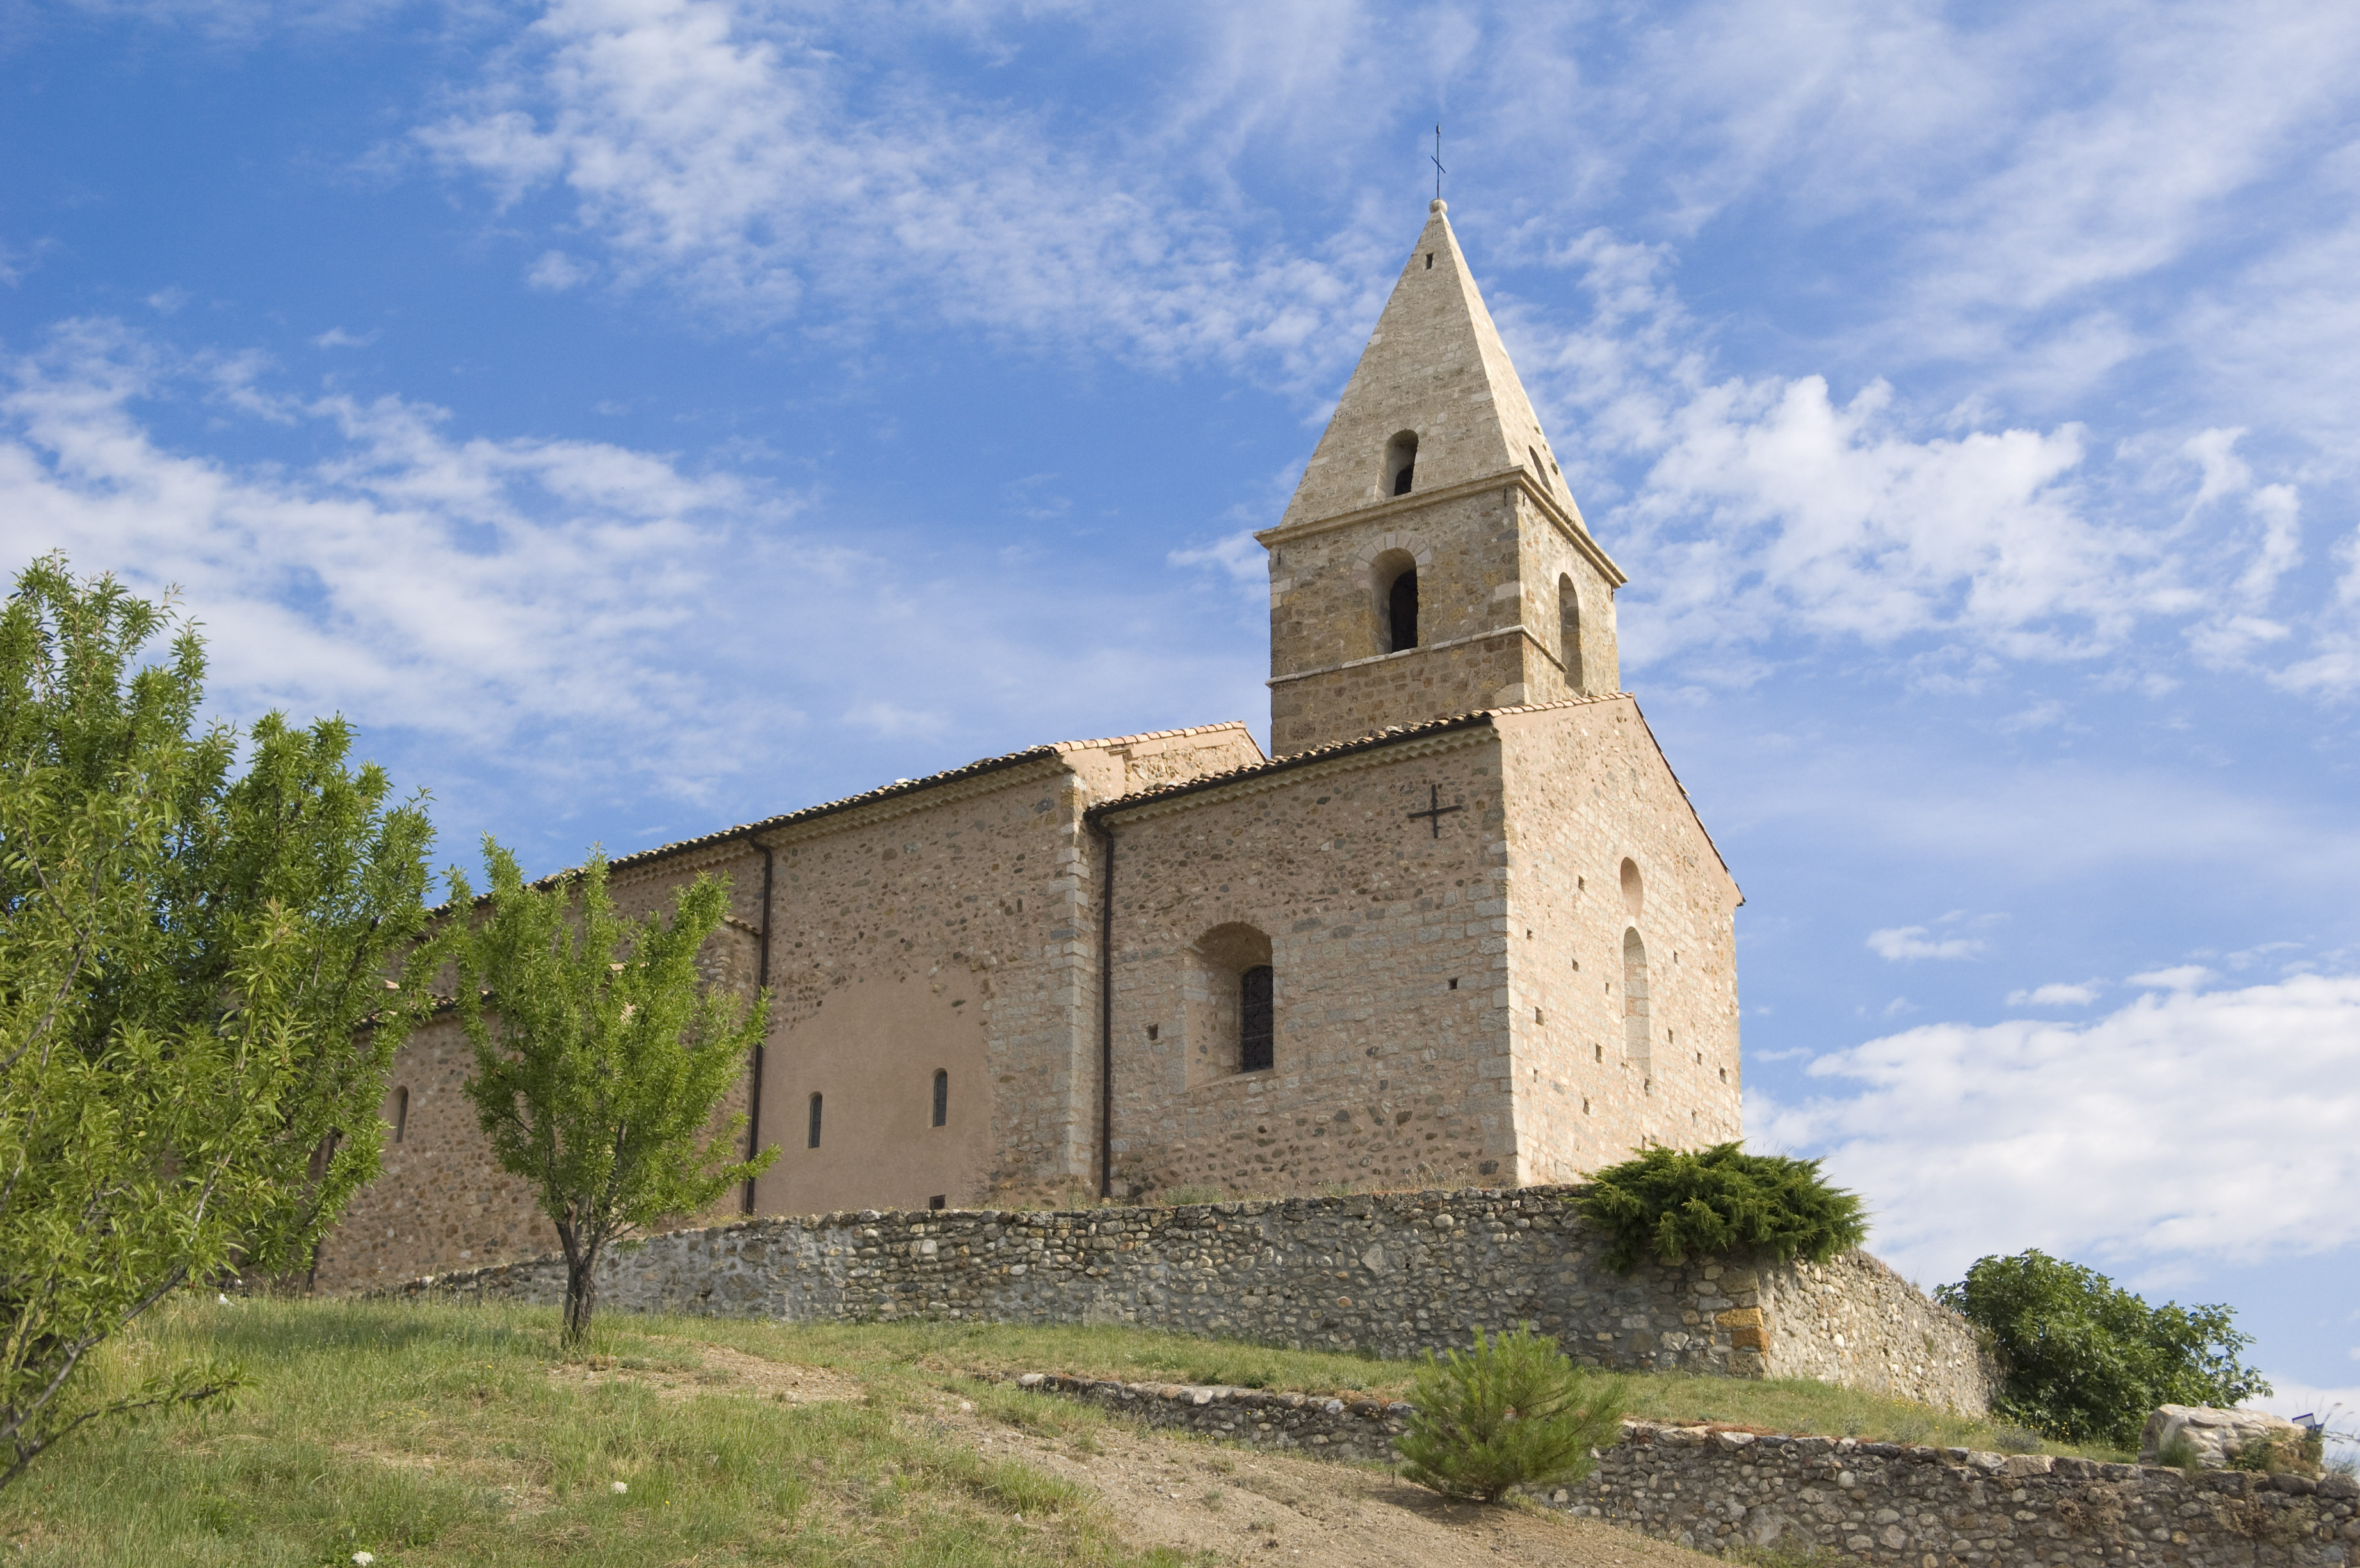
[1407,783,1464,838]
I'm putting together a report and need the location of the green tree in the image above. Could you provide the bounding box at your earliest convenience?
[0,555,437,1488]
[1936,1250,2268,1449]
[1395,1325,1628,1502]
[1578,1142,1868,1273]
[448,842,773,1347]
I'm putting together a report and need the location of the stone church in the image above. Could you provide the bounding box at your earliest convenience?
[315,199,1744,1291]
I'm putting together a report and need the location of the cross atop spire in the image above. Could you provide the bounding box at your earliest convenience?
[1430,124,1445,202]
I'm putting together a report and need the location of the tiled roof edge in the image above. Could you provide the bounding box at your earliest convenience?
[1085,707,1508,820]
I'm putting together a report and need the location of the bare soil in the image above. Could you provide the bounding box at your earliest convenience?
[576,1343,1724,1565]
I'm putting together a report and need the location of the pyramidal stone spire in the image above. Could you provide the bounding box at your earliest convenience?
[1278,198,1580,531]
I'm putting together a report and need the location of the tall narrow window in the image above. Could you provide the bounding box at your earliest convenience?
[931,1069,948,1128]
[1622,928,1651,1062]
[1384,430,1419,496]
[1240,965,1275,1071]
[807,1092,823,1149]
[391,1086,408,1144]
[1387,567,1419,651]
[1558,574,1583,693]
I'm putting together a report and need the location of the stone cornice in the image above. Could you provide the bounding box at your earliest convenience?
[1267,623,1562,688]
[1253,468,1626,588]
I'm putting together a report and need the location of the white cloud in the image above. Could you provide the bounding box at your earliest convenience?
[0,315,1284,827]
[413,0,1389,387]
[2128,964,2213,990]
[2006,981,2101,1007]
[1866,917,1989,962]
[525,250,592,292]
[1747,972,2360,1285]
[1169,528,1265,586]
[1,316,777,795]
[310,326,380,349]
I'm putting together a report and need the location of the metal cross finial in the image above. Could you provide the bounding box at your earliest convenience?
[1431,124,1446,200]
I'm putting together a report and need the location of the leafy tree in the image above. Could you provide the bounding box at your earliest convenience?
[1395,1325,1628,1502]
[1578,1142,1868,1273]
[0,555,437,1488]
[448,842,773,1347]
[1936,1250,2268,1449]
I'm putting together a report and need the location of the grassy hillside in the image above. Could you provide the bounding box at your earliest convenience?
[0,1298,2119,1566]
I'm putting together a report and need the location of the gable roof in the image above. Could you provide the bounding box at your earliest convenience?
[1087,695,1736,890]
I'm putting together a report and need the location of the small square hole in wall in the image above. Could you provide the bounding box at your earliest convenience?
[928,1195,946,1211]
[1448,977,1458,990]
[1718,1067,1727,1082]
[1582,1097,1591,1114]
[1146,1024,1159,1040]
[1534,1007,1545,1024]
[1593,1043,1602,1062]
[1571,958,1580,971]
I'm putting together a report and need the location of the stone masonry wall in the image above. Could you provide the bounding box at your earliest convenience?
[378,1185,1994,1414]
[1099,726,1515,1199]
[995,1383,2354,1568]
[1567,1421,2352,1568]
[1494,697,1743,1183]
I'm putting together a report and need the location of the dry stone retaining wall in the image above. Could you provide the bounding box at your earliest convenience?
[380,1185,1994,1412]
[1567,1421,2352,1568]
[998,1382,2353,1568]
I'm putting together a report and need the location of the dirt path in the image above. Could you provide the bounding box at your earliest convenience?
[925,1398,1715,1568]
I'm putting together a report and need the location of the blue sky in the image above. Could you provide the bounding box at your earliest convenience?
[4,0,2354,1431]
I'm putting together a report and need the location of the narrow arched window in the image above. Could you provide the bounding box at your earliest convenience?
[391,1086,408,1144]
[1387,567,1419,651]
[1384,430,1419,496]
[1558,574,1583,693]
[1241,965,1275,1071]
[931,1069,948,1128]
[1622,928,1651,1062]
[807,1092,823,1149]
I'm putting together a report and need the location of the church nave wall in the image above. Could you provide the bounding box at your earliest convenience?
[1095,732,1517,1200]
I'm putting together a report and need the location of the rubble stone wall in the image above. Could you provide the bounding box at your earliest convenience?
[379,1186,1994,1412]
[1567,1421,2354,1568]
[996,1383,2354,1568]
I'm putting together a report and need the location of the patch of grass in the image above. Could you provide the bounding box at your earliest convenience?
[0,1298,1179,1566]
[1612,1373,2128,1460]
[8,1295,2133,1562]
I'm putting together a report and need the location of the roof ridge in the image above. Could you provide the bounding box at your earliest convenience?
[1049,719,1259,754]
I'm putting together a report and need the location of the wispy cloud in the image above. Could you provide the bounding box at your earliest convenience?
[2007,980,2103,1007]
[1748,971,2360,1284]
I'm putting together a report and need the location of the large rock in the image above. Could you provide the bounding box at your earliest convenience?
[2139,1405,2303,1469]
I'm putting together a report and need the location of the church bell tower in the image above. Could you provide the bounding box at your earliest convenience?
[1257,199,1624,756]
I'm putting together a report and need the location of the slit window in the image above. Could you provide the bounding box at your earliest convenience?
[391,1086,408,1144]
[806,1092,823,1149]
[1241,965,1275,1072]
[1558,574,1584,692]
[1384,430,1418,496]
[931,1069,948,1128]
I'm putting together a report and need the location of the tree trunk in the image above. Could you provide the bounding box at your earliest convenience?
[557,1225,600,1349]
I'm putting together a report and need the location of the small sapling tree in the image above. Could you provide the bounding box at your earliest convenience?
[449,842,773,1347]
[0,556,437,1489]
[1578,1142,1868,1273]
[1937,1250,2268,1449]
[1395,1325,1628,1503]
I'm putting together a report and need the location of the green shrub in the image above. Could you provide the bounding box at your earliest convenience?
[1576,1143,1868,1273]
[1935,1250,2268,1450]
[1394,1326,1626,1503]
